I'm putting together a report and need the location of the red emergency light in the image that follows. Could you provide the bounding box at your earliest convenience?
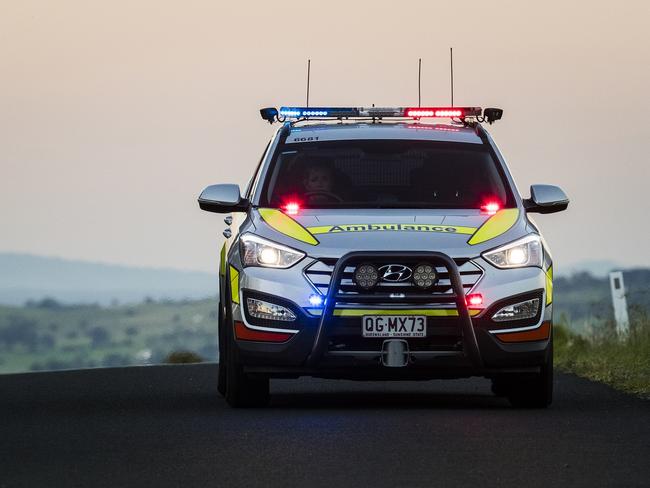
[282,202,301,215]
[466,293,484,307]
[404,107,482,118]
[480,201,501,215]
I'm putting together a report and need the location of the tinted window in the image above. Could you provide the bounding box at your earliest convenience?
[261,140,514,209]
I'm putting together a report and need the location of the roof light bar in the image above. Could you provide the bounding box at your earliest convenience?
[277,106,483,120]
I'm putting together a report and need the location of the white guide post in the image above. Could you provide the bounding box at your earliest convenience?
[609,271,630,337]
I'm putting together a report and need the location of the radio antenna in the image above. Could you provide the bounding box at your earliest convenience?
[418,58,422,107]
[306,59,311,108]
[449,47,454,106]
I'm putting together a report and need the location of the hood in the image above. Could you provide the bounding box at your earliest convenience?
[252,208,526,259]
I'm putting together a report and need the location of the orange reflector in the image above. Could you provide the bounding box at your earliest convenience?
[495,322,551,343]
[234,321,292,343]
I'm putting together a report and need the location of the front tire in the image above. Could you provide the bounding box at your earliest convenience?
[505,339,553,408]
[225,334,270,407]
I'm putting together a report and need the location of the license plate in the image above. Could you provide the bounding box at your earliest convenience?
[362,315,427,338]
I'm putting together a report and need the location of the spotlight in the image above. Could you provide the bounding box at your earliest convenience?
[412,263,437,289]
[354,263,379,290]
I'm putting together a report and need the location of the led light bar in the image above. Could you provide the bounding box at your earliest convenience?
[404,107,482,118]
[279,107,359,118]
[277,106,483,120]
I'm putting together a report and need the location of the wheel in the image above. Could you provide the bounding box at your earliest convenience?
[217,302,227,397]
[506,339,553,408]
[225,336,270,408]
[217,290,270,408]
[219,268,269,408]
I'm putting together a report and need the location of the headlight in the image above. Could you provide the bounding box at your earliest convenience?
[240,234,305,268]
[482,234,542,269]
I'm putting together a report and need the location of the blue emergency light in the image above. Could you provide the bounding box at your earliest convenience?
[279,107,359,118]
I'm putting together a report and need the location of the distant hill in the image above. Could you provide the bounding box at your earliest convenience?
[554,268,650,330]
[0,253,217,306]
[556,260,623,278]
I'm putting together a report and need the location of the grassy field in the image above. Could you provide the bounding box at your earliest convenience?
[0,299,218,374]
[1,297,649,401]
[554,318,650,399]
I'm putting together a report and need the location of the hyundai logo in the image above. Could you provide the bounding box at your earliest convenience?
[378,264,413,282]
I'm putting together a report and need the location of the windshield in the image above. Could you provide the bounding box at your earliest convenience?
[261,139,515,209]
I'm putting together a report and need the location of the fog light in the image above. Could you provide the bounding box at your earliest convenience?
[246,298,296,321]
[413,263,437,289]
[354,263,379,290]
[492,298,540,322]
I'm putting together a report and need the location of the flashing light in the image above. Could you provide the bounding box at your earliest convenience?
[309,294,324,307]
[466,293,484,307]
[481,201,501,215]
[279,107,358,118]
[276,106,484,120]
[283,202,300,215]
[302,110,328,117]
[280,109,302,117]
[405,108,463,118]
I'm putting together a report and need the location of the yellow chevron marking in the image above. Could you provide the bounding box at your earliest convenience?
[467,209,519,245]
[259,208,319,245]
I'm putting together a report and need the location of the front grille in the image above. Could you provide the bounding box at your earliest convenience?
[304,258,483,300]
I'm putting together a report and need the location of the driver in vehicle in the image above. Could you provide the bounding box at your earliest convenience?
[302,160,341,203]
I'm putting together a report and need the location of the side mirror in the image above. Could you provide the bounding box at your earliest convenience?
[198,184,249,213]
[524,184,569,214]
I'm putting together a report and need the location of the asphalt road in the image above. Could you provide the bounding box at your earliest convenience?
[1,364,649,488]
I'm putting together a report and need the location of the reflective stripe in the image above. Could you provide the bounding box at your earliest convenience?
[332,309,481,317]
[467,209,519,245]
[495,321,550,343]
[234,321,292,343]
[219,243,226,276]
[229,266,239,304]
[545,265,553,305]
[307,223,477,236]
[258,208,319,246]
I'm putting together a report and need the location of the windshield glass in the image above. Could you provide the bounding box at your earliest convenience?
[261,140,515,209]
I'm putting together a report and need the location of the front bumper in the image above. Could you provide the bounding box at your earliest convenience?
[230,251,552,379]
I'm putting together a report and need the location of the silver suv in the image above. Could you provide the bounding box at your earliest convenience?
[199,106,569,408]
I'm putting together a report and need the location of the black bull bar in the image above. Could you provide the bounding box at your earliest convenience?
[306,251,484,369]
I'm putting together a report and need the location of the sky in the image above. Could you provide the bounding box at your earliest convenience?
[1,0,649,274]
